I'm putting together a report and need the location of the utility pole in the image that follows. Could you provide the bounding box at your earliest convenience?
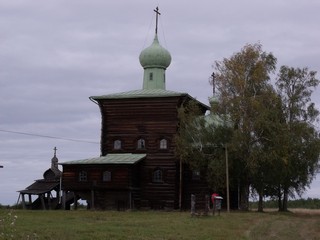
[225,144,230,213]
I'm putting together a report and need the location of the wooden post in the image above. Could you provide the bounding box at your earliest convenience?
[179,158,183,210]
[129,191,132,209]
[47,193,51,210]
[28,194,32,205]
[204,194,209,216]
[91,190,95,210]
[16,193,21,207]
[40,194,46,210]
[73,193,78,210]
[59,175,62,204]
[212,199,216,216]
[21,194,26,209]
[57,189,60,204]
[191,194,196,217]
[62,191,66,210]
[225,144,230,213]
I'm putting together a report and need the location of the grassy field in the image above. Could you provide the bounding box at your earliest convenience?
[0,209,319,240]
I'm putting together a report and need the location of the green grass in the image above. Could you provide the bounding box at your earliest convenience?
[0,209,319,240]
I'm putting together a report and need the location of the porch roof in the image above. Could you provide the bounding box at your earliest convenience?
[60,153,146,165]
[18,180,60,195]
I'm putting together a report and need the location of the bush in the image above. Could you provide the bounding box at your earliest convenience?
[250,198,320,209]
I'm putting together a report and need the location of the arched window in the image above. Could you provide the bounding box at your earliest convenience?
[149,72,153,80]
[159,139,167,149]
[79,171,87,182]
[114,140,121,150]
[103,171,111,182]
[137,138,145,149]
[152,169,163,183]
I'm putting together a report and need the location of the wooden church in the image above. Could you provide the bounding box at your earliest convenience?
[18,148,63,210]
[60,9,213,210]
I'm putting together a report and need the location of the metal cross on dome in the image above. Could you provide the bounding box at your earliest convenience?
[154,6,161,34]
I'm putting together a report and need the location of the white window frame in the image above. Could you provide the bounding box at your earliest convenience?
[160,139,168,149]
[114,140,121,150]
[137,138,146,149]
[79,171,87,182]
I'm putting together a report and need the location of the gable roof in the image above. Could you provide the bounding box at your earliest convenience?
[60,153,147,165]
[90,89,186,99]
[18,180,60,195]
[90,89,210,110]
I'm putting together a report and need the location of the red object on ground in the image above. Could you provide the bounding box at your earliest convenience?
[211,193,219,204]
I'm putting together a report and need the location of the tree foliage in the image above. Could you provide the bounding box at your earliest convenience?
[274,66,320,211]
[213,43,278,210]
[175,43,320,212]
[175,100,233,192]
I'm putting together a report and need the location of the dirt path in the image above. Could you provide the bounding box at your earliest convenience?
[247,210,320,240]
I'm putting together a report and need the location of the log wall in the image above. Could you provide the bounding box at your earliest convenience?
[61,95,212,210]
[98,97,183,209]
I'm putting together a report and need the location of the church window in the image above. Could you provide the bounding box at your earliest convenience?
[149,72,153,80]
[160,139,167,149]
[137,138,145,149]
[103,171,111,182]
[114,140,121,150]
[79,171,87,182]
[152,169,163,183]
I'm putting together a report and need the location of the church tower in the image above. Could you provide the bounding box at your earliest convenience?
[139,35,171,90]
[139,7,171,90]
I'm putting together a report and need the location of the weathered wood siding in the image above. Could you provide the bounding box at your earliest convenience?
[98,97,183,209]
[62,164,139,191]
[61,95,212,210]
[98,97,182,154]
[62,163,141,209]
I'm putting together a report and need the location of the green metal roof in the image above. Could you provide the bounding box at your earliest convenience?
[90,89,186,100]
[139,34,171,70]
[60,153,146,165]
[203,113,224,127]
[90,89,210,109]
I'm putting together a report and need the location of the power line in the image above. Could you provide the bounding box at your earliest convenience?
[0,129,99,144]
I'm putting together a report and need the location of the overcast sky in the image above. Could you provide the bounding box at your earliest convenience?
[1,0,320,205]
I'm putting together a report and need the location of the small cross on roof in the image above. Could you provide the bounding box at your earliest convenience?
[154,6,161,34]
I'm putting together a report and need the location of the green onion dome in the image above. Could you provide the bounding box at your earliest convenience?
[139,34,171,69]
